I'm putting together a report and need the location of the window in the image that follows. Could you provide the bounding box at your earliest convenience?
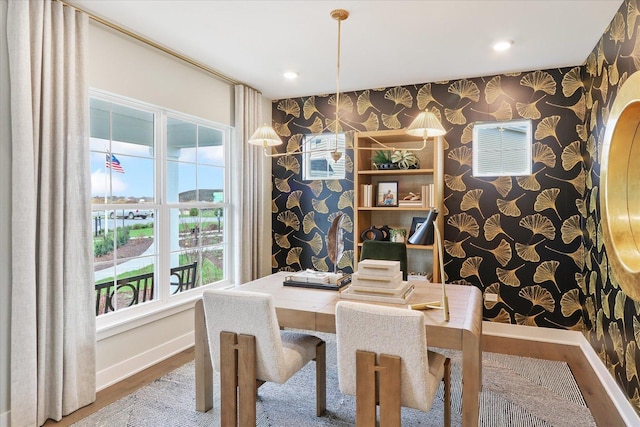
[90,92,231,318]
[302,132,346,180]
[472,120,532,177]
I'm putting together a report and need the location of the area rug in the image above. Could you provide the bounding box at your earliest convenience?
[73,334,595,426]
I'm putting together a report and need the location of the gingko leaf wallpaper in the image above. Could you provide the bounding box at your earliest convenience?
[270,0,640,412]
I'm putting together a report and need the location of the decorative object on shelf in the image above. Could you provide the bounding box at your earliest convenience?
[391,149,419,169]
[390,228,407,243]
[376,181,399,207]
[360,226,384,241]
[248,9,447,159]
[372,150,397,170]
[327,213,345,274]
[408,210,438,245]
[378,225,391,241]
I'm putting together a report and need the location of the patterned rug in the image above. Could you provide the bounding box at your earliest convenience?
[73,334,595,426]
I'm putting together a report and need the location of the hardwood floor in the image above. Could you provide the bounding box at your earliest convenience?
[44,337,618,426]
[42,347,195,427]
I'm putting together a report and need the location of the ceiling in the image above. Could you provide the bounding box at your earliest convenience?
[69,0,624,100]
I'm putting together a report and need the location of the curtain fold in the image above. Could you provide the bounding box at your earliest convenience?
[7,1,96,425]
[233,85,270,284]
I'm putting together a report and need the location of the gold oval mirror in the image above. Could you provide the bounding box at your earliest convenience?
[601,72,640,301]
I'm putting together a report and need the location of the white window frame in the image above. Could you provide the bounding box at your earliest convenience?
[472,119,532,177]
[90,89,233,337]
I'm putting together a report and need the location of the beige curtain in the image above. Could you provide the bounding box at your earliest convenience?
[7,1,96,425]
[233,85,271,284]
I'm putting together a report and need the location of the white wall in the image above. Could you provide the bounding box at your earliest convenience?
[1,0,12,424]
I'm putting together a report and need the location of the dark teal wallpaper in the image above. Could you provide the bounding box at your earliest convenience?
[271,0,640,412]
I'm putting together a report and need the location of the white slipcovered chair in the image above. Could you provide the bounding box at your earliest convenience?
[335,300,451,426]
[201,289,326,426]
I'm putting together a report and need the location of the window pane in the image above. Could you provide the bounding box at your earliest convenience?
[200,208,224,246]
[167,161,197,203]
[303,133,346,180]
[473,120,531,177]
[198,126,224,166]
[202,246,224,284]
[198,165,224,202]
[167,117,197,154]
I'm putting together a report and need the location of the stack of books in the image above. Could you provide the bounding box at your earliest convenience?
[284,270,351,290]
[361,184,373,207]
[340,260,414,303]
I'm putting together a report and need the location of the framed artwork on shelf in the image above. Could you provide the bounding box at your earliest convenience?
[376,181,398,207]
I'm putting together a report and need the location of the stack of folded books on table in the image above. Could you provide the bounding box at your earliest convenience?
[340,259,414,303]
[284,269,351,290]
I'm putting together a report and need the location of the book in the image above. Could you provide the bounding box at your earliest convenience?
[340,284,415,304]
[349,280,413,297]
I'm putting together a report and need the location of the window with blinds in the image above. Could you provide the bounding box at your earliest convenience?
[472,120,532,177]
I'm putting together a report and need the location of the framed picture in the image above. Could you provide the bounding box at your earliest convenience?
[376,181,398,207]
[408,210,438,245]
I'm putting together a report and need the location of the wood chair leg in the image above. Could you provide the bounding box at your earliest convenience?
[237,334,257,427]
[220,331,238,427]
[315,341,326,416]
[444,357,451,427]
[356,351,378,426]
[378,354,401,427]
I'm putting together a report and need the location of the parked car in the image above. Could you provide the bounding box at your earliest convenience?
[108,209,154,220]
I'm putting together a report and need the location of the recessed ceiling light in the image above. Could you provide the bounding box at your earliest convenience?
[493,40,513,52]
[283,71,299,80]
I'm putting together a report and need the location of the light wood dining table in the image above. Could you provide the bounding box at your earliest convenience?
[195,271,483,426]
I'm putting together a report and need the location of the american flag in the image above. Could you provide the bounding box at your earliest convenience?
[106,153,125,173]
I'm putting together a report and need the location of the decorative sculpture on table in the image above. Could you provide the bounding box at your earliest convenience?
[327,213,345,274]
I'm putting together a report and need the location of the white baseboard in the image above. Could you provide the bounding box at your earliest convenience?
[96,331,194,391]
[0,410,9,427]
[482,321,639,426]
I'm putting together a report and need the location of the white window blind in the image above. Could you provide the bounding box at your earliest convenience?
[472,120,532,177]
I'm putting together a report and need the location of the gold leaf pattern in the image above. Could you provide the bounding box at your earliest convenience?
[337,190,354,210]
[519,284,555,312]
[546,244,585,270]
[303,96,320,120]
[448,146,472,167]
[286,190,303,211]
[470,239,512,267]
[461,124,474,144]
[329,212,353,233]
[547,94,586,121]
[326,180,343,193]
[490,101,513,121]
[328,93,354,114]
[520,70,557,95]
[448,79,480,102]
[447,213,479,237]
[497,265,525,287]
[360,112,380,132]
[294,179,323,197]
[381,111,403,129]
[516,96,544,119]
[277,156,301,174]
[337,250,354,269]
[535,115,562,146]
[484,283,513,310]
[460,189,484,219]
[515,312,543,327]
[610,322,623,363]
[277,99,300,118]
[460,256,484,286]
[277,210,300,231]
[484,214,511,241]
[444,170,470,191]
[275,174,293,192]
[561,67,584,97]
[560,289,582,317]
[545,169,586,195]
[302,211,319,234]
[287,134,304,152]
[614,292,626,322]
[416,83,442,109]
[296,232,323,255]
[356,90,380,115]
[485,176,512,198]
[534,260,560,293]
[515,240,544,262]
[485,76,513,104]
[561,215,583,244]
[628,0,640,38]
[311,256,329,272]
[491,308,512,324]
[561,140,583,171]
[534,188,561,219]
[312,196,330,213]
[516,168,544,191]
[533,142,557,167]
[384,86,413,108]
[519,213,556,240]
[497,194,525,217]
[445,103,470,125]
[445,236,470,258]
[274,117,294,137]
[285,247,303,268]
[274,230,293,249]
[610,11,625,44]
